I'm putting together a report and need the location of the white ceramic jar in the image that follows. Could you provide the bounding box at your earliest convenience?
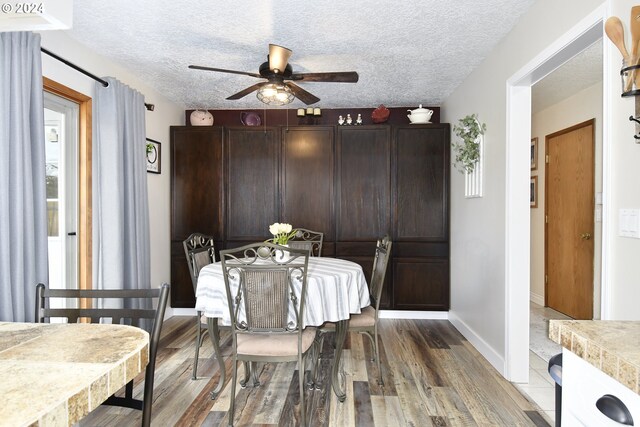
[407,104,433,124]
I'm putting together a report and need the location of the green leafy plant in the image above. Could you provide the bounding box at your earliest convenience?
[452,114,486,173]
[146,142,154,154]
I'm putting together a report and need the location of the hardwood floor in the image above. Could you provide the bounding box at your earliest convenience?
[81,317,549,426]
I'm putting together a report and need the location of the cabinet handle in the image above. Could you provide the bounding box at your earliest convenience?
[596,394,634,425]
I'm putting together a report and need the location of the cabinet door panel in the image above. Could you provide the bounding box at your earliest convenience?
[170,127,223,240]
[393,258,449,310]
[337,127,391,240]
[282,127,334,237]
[170,240,194,308]
[394,125,450,241]
[226,127,279,240]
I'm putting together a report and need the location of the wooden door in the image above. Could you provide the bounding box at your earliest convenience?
[281,126,335,254]
[545,119,594,319]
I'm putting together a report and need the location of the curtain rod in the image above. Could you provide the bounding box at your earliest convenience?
[41,47,155,112]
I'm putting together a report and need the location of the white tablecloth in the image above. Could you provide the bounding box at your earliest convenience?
[195,257,371,327]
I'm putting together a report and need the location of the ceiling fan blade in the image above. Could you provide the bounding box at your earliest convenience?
[286,82,320,105]
[290,71,359,83]
[226,82,266,100]
[189,65,262,78]
[268,44,292,73]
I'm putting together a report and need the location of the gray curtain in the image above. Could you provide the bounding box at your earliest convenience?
[93,77,151,308]
[0,32,48,322]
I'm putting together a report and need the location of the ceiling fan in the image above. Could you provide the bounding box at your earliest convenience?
[189,44,359,106]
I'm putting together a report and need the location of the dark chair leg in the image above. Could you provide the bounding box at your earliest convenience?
[192,315,202,380]
[555,382,562,427]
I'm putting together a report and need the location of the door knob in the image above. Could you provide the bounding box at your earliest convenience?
[580,232,592,240]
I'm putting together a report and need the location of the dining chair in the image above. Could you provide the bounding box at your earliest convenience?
[34,282,170,427]
[220,243,316,426]
[287,227,324,257]
[320,235,392,385]
[183,232,216,380]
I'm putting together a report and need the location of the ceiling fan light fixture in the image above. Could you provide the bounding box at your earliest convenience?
[268,44,292,74]
[256,83,294,106]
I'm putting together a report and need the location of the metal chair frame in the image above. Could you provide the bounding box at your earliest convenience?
[35,282,170,427]
[183,232,216,380]
[318,235,392,386]
[287,228,324,257]
[220,243,316,426]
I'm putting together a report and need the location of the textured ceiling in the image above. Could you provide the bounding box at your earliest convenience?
[65,0,540,109]
[532,39,603,114]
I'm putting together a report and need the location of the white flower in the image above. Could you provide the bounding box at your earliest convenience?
[269,223,279,236]
[280,223,292,234]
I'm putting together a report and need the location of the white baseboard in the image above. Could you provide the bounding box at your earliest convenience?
[172,308,197,316]
[530,292,544,307]
[169,308,448,320]
[378,310,449,320]
[448,312,505,376]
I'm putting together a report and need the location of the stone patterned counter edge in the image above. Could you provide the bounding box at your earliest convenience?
[549,320,639,395]
[37,342,149,426]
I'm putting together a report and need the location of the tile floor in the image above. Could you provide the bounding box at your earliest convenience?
[515,302,572,425]
[516,350,557,424]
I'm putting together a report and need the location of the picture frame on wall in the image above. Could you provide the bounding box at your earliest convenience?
[530,137,538,170]
[530,175,538,208]
[146,139,161,174]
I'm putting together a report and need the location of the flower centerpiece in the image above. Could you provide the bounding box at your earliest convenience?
[268,222,297,245]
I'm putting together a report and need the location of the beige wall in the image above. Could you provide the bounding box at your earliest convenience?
[443,0,640,377]
[606,0,640,320]
[39,31,184,314]
[441,0,605,371]
[530,82,603,317]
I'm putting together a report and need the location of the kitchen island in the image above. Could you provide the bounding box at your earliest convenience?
[550,320,640,424]
[0,321,148,426]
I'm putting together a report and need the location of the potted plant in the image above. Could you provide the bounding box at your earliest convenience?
[452,114,486,173]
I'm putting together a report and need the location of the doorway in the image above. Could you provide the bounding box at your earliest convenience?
[545,120,595,320]
[43,77,92,292]
[505,8,605,382]
[44,91,79,291]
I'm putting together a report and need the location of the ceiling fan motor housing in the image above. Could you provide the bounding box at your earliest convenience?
[260,61,293,78]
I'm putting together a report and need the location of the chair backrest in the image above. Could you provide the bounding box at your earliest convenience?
[369,235,392,311]
[219,243,310,335]
[35,283,170,427]
[287,228,324,257]
[183,233,216,294]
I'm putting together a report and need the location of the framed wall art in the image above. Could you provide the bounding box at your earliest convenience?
[530,137,538,170]
[530,175,538,208]
[146,138,161,174]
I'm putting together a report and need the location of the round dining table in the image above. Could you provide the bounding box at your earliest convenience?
[195,256,370,401]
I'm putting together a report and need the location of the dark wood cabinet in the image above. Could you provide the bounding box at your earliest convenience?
[281,126,335,249]
[170,123,449,310]
[336,126,391,241]
[225,127,280,242]
[391,124,450,310]
[170,127,223,307]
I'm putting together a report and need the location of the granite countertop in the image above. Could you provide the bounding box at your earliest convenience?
[0,322,149,426]
[549,320,640,395]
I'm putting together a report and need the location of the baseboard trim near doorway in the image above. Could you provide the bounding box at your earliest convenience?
[378,310,449,320]
[449,311,505,377]
[530,292,544,306]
